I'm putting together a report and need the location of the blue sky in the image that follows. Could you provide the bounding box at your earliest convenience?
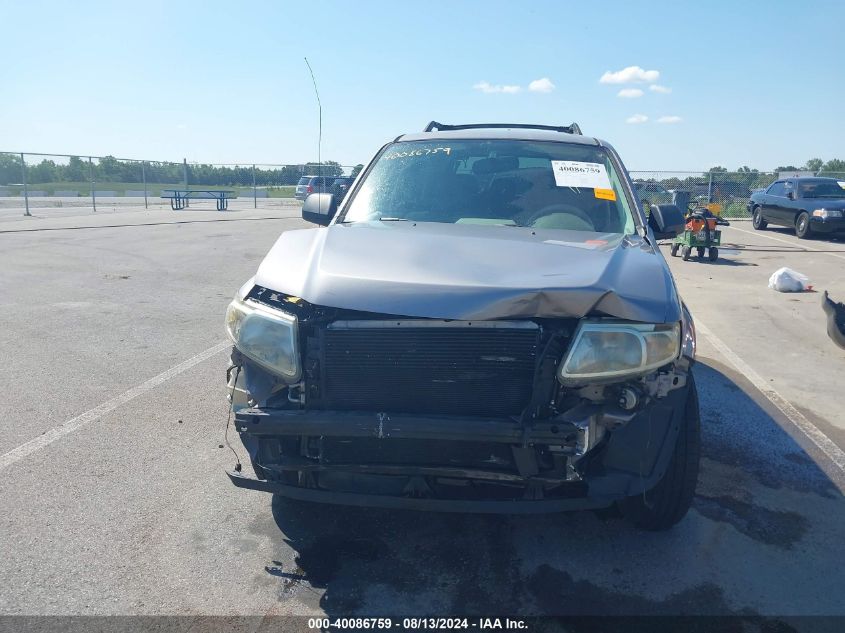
[2,0,843,171]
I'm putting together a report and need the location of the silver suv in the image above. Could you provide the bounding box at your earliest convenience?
[294,176,331,201]
[225,122,697,530]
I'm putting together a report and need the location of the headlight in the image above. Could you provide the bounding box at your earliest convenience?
[681,304,696,360]
[812,208,843,219]
[225,297,301,381]
[559,321,681,384]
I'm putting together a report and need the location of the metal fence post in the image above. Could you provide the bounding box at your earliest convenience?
[707,171,713,203]
[142,161,148,209]
[183,158,189,208]
[89,156,96,213]
[252,164,257,209]
[20,152,31,217]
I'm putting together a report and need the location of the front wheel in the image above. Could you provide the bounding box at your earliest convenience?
[752,206,767,230]
[708,247,718,261]
[619,374,700,531]
[795,212,812,239]
[670,243,680,257]
[681,246,692,261]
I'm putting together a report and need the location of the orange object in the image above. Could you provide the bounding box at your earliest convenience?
[594,188,617,201]
[685,217,718,232]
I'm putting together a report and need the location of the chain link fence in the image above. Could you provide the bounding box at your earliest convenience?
[3,151,843,220]
[630,170,845,219]
[0,151,361,216]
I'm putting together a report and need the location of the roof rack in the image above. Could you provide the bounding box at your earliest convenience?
[423,121,582,135]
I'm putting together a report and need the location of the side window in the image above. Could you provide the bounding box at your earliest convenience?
[784,181,794,197]
[767,182,785,196]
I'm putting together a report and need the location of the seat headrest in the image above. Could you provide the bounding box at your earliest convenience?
[472,156,519,175]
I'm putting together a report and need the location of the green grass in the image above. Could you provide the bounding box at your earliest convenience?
[722,201,751,218]
[266,186,295,198]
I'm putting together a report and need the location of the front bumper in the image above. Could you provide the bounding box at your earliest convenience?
[810,216,845,234]
[227,382,690,513]
[227,470,614,513]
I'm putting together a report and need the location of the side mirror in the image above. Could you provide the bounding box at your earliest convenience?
[648,204,685,239]
[786,191,795,200]
[301,193,337,226]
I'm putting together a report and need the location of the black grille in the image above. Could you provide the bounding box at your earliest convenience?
[319,324,539,417]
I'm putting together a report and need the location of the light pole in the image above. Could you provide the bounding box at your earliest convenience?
[304,57,322,187]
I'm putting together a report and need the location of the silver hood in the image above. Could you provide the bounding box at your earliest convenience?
[252,221,681,323]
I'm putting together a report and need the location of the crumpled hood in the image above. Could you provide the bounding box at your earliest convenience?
[253,221,680,323]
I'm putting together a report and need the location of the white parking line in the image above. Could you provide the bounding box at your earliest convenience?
[697,320,845,475]
[729,225,845,262]
[0,341,230,472]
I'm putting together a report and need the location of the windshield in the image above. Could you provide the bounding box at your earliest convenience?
[798,180,845,198]
[341,140,637,234]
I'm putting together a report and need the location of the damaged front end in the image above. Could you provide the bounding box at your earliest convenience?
[224,285,696,513]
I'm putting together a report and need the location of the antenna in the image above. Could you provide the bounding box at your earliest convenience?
[304,57,322,182]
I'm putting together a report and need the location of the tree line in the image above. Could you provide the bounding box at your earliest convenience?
[637,158,845,195]
[0,153,365,187]
[3,152,843,191]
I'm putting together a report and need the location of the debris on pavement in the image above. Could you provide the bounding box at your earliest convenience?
[821,291,845,350]
[768,267,811,293]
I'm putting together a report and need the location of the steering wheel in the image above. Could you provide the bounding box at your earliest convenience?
[523,204,595,230]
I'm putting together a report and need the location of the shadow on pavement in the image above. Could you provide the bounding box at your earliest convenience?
[263,362,845,619]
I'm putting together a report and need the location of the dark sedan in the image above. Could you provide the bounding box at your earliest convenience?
[748,177,845,239]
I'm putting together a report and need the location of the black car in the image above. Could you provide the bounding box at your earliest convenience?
[632,180,672,207]
[748,177,845,239]
[224,121,698,530]
[330,177,354,199]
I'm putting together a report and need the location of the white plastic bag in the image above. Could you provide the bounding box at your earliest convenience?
[768,267,810,292]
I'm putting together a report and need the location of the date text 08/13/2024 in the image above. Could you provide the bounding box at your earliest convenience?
[306,618,529,630]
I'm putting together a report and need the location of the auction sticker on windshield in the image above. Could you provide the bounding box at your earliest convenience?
[551,160,612,190]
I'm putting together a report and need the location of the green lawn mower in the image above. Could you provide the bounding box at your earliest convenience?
[669,207,731,262]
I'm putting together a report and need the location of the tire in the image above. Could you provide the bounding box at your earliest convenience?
[670,244,679,257]
[752,206,767,230]
[795,212,812,239]
[708,247,718,261]
[681,246,691,261]
[620,373,701,531]
[696,247,705,259]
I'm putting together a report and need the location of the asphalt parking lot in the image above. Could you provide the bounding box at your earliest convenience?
[1,206,844,623]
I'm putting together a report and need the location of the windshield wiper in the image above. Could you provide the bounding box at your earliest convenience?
[339,217,410,224]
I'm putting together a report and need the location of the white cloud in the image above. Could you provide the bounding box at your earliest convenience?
[528,77,555,93]
[626,114,649,124]
[649,84,672,94]
[473,81,521,94]
[657,115,683,124]
[600,66,660,84]
[617,88,644,98]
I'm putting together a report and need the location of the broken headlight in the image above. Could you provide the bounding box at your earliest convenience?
[559,321,681,384]
[225,297,301,382]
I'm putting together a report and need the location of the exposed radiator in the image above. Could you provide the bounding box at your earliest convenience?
[318,320,540,417]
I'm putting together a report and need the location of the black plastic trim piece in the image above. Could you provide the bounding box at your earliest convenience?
[227,470,612,513]
[424,121,582,135]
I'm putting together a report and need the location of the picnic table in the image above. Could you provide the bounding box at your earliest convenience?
[160,189,235,211]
